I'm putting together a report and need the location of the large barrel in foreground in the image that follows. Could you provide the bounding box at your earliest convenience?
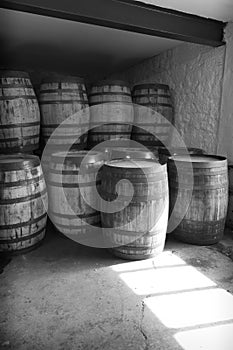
[100,159,168,260]
[0,154,47,252]
[39,76,89,149]
[0,70,40,153]
[131,83,173,147]
[48,151,104,238]
[87,80,134,147]
[168,155,228,245]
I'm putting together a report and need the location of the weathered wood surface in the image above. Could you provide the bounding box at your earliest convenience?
[0,154,48,252]
[39,77,89,149]
[48,151,104,237]
[168,155,228,245]
[131,83,173,147]
[100,159,168,260]
[0,70,40,153]
[88,80,134,147]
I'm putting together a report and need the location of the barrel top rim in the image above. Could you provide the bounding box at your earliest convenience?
[110,148,156,160]
[133,83,170,91]
[92,80,130,88]
[0,153,40,170]
[169,154,227,165]
[41,76,84,84]
[50,150,104,164]
[0,70,30,78]
[105,158,165,170]
[51,150,98,157]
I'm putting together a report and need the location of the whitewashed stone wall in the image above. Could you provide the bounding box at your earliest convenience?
[110,43,225,153]
[217,23,233,164]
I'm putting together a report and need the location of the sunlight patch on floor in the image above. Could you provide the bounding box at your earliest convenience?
[174,323,233,350]
[116,265,216,295]
[145,288,233,328]
[110,251,216,295]
[110,250,233,349]
[111,251,186,273]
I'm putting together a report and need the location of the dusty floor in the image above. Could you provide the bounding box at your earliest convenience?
[1,224,233,350]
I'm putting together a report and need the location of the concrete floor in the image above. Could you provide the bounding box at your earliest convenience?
[1,224,233,350]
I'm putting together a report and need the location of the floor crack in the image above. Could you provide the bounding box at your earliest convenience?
[139,300,149,350]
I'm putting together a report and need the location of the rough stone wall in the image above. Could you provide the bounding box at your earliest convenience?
[110,43,225,153]
[217,22,233,163]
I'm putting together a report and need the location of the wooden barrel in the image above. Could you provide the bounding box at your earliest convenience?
[100,159,168,260]
[168,155,228,245]
[0,154,48,252]
[226,165,233,228]
[39,76,89,149]
[158,147,205,164]
[131,83,173,146]
[0,70,40,153]
[87,80,134,147]
[48,151,104,237]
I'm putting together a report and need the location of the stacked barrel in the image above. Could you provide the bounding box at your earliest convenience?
[0,70,48,253]
[87,80,134,148]
[39,76,89,151]
[131,83,174,147]
[0,70,40,153]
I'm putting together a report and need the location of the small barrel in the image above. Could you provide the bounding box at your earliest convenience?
[0,70,40,153]
[100,159,168,260]
[87,80,134,147]
[0,154,48,252]
[226,165,233,228]
[131,83,173,146]
[158,147,205,164]
[168,155,228,245]
[39,76,89,149]
[47,151,104,237]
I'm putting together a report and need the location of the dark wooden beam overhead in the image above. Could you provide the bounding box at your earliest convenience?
[0,0,226,47]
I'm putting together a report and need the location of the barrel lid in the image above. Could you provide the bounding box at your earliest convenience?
[169,154,227,168]
[110,147,155,160]
[41,75,84,84]
[133,83,170,91]
[0,154,40,171]
[0,70,30,79]
[92,80,130,88]
[104,158,165,173]
[51,150,104,166]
